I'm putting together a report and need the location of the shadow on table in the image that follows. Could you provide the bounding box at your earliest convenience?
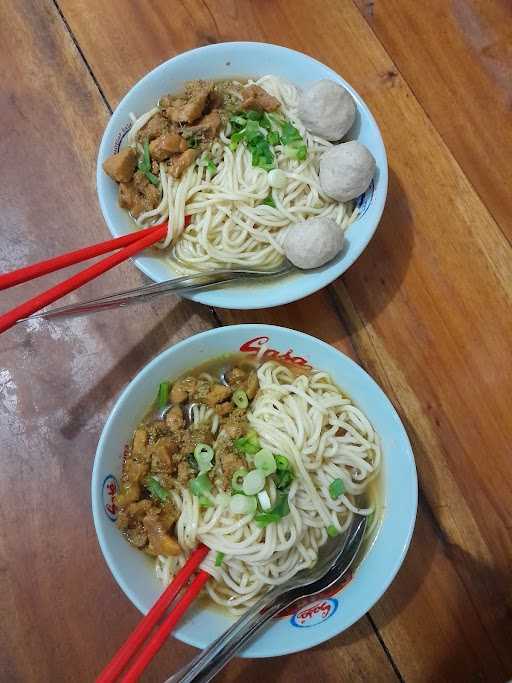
[328,167,414,340]
[59,298,213,440]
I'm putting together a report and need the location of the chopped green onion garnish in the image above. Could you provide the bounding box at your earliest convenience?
[327,525,339,537]
[199,496,214,508]
[262,193,275,207]
[254,449,276,476]
[138,140,160,186]
[280,121,302,145]
[194,443,214,473]
[158,381,169,408]
[284,142,307,161]
[275,468,294,492]
[328,478,345,500]
[235,430,261,455]
[267,130,280,146]
[229,493,257,515]
[232,389,249,409]
[246,109,263,121]
[230,114,248,127]
[231,467,248,493]
[141,140,151,170]
[189,472,212,497]
[275,455,289,470]
[145,476,169,502]
[215,551,225,566]
[257,489,272,511]
[254,492,290,528]
[207,160,217,174]
[146,171,160,185]
[242,469,266,495]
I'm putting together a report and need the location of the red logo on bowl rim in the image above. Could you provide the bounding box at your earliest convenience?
[102,474,118,521]
[291,598,338,628]
[239,336,312,369]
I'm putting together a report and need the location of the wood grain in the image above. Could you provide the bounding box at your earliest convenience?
[0,1,213,682]
[2,0,511,681]
[353,0,512,240]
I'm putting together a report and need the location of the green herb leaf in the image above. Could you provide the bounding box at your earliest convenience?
[328,478,345,500]
[275,455,289,471]
[215,551,225,567]
[189,472,212,497]
[254,492,290,528]
[262,193,275,208]
[145,170,160,186]
[158,381,169,408]
[140,139,151,171]
[145,476,169,502]
[280,121,302,145]
[245,109,263,121]
[267,130,280,146]
[275,468,294,492]
[327,525,339,537]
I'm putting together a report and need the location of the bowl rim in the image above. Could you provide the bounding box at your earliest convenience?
[96,41,388,310]
[92,324,417,657]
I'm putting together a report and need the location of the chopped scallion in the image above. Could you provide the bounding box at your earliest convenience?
[158,381,169,408]
[231,467,248,493]
[229,493,257,515]
[254,492,290,528]
[145,476,169,502]
[242,469,266,495]
[194,443,214,473]
[275,454,289,471]
[233,389,249,409]
[328,478,345,500]
[327,525,339,537]
[215,551,225,566]
[189,472,212,497]
[254,449,276,476]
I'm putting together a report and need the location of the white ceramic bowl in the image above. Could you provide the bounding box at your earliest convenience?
[97,42,388,310]
[92,325,416,657]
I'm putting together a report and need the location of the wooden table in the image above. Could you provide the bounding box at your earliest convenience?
[1,1,511,681]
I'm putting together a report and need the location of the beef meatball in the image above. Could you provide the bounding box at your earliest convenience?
[298,79,356,141]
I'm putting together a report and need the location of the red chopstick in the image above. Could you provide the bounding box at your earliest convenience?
[0,225,165,291]
[96,545,210,683]
[0,224,167,335]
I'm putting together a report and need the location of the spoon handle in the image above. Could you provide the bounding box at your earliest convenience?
[164,586,293,683]
[16,269,269,323]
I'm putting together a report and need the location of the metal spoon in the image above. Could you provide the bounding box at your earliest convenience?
[165,513,367,683]
[17,261,294,324]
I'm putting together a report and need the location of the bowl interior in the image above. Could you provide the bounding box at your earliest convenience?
[92,325,416,657]
[97,42,388,309]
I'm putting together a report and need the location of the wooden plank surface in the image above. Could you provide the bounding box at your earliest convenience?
[0,2,212,682]
[1,0,511,681]
[0,1,396,682]
[353,0,512,239]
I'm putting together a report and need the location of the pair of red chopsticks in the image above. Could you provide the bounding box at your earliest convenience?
[0,223,168,334]
[97,545,211,683]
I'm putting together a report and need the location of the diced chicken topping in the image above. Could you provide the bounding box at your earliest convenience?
[118,171,160,218]
[163,80,212,123]
[184,110,222,141]
[241,84,280,112]
[103,148,138,183]
[137,113,170,142]
[168,149,200,179]
[149,132,188,161]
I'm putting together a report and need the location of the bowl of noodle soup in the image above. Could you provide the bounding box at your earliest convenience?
[97,42,387,309]
[92,325,416,657]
